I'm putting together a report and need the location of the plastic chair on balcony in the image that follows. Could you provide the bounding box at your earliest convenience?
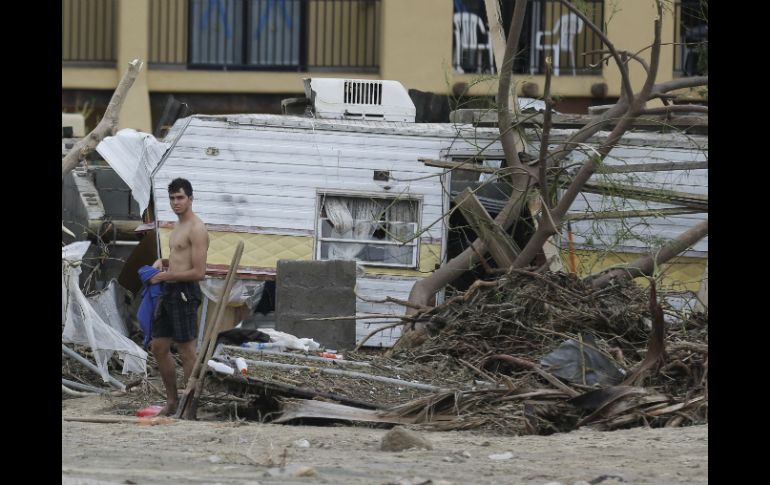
[453,12,495,74]
[534,12,584,76]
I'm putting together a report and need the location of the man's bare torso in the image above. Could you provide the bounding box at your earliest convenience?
[168,214,206,273]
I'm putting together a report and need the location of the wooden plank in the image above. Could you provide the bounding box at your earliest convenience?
[63,416,177,425]
[453,188,517,268]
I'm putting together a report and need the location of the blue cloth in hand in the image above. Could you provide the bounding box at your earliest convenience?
[137,265,162,348]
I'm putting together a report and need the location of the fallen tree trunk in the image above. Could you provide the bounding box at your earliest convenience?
[62,59,143,179]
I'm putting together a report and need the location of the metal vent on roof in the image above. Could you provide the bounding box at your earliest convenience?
[303,78,415,122]
[344,81,383,105]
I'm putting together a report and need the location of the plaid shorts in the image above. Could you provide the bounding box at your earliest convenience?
[152,282,202,343]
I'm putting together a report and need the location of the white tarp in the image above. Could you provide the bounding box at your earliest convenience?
[88,280,129,337]
[62,242,147,379]
[96,128,170,215]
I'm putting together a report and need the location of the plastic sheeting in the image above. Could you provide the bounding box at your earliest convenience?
[62,242,147,379]
[539,334,625,387]
[95,128,170,215]
[88,280,129,337]
[199,278,264,310]
[257,328,321,352]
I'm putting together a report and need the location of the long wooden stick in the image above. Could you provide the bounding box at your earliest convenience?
[63,416,176,425]
[176,241,244,419]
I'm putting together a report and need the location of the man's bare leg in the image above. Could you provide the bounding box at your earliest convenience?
[176,339,198,386]
[151,337,178,416]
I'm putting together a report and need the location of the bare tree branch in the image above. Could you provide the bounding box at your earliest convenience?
[589,220,708,289]
[512,1,666,269]
[586,49,651,75]
[62,59,144,179]
[400,1,706,351]
[401,0,536,327]
[651,76,708,95]
[539,57,555,206]
[559,0,634,101]
[497,0,528,172]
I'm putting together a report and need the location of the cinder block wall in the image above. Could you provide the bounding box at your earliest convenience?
[275,259,356,350]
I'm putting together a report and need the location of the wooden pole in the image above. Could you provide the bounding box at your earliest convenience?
[175,241,244,419]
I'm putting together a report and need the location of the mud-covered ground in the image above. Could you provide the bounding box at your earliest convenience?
[62,394,707,485]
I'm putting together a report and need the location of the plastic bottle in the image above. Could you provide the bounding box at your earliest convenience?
[207,360,235,375]
[234,357,248,375]
[241,341,285,351]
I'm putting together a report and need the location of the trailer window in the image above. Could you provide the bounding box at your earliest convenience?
[317,195,419,268]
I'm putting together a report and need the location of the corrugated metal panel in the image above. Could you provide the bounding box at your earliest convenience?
[564,141,708,255]
[354,275,418,347]
[154,117,467,242]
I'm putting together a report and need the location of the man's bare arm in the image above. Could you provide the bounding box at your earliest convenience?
[152,224,209,283]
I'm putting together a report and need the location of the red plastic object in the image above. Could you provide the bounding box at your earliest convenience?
[318,352,343,359]
[135,405,164,417]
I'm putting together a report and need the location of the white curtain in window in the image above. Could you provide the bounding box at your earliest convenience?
[388,199,417,242]
[324,197,379,260]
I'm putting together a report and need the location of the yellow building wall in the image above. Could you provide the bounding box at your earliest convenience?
[62,1,678,128]
[116,0,153,132]
[564,249,707,292]
[603,0,674,101]
[160,229,703,291]
[159,228,441,277]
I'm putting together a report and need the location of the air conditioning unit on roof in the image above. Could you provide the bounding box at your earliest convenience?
[303,78,415,122]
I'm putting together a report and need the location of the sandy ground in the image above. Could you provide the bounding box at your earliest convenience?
[62,393,707,485]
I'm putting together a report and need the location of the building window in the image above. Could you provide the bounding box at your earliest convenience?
[175,0,380,70]
[317,195,420,268]
[674,0,707,76]
[189,0,301,68]
[62,0,118,65]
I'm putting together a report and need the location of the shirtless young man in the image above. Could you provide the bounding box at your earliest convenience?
[149,178,209,415]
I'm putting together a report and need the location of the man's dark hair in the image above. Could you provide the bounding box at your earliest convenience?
[168,178,193,197]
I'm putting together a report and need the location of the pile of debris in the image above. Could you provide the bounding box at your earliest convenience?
[62,266,707,437]
[380,270,708,434]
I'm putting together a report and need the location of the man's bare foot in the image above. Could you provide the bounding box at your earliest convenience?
[156,402,178,416]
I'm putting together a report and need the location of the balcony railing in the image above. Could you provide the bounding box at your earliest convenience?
[149,0,381,71]
[453,0,604,76]
[62,0,117,65]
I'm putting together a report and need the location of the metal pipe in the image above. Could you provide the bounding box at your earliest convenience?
[61,344,126,390]
[218,344,373,367]
[62,378,108,394]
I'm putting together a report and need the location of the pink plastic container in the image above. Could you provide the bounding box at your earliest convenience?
[135,405,164,417]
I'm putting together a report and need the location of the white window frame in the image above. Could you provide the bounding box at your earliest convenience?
[315,192,421,269]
